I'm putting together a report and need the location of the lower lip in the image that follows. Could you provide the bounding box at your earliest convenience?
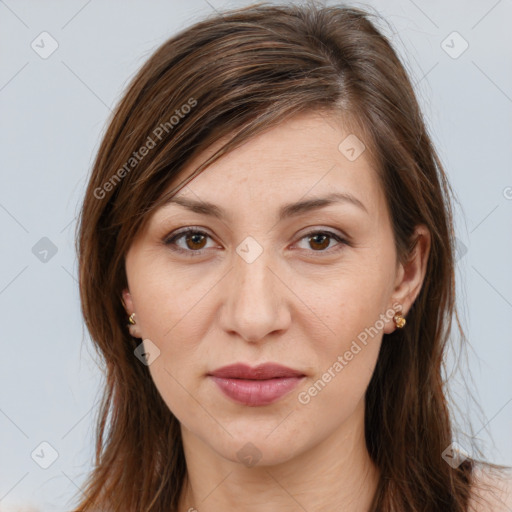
[209,376,304,406]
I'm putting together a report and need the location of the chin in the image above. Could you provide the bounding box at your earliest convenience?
[207,425,309,468]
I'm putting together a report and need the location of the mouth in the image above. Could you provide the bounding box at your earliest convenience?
[207,362,306,406]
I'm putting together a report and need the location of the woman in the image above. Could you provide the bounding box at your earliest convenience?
[73,2,512,511]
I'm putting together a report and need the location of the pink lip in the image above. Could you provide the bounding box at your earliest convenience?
[208,363,305,406]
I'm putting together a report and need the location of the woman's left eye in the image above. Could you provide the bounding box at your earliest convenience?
[296,231,346,253]
[163,228,347,256]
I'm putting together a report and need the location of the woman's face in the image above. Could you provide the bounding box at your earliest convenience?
[122,112,426,466]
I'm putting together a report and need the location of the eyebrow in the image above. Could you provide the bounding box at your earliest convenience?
[163,191,368,221]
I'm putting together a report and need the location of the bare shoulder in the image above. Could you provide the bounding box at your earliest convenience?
[468,464,512,512]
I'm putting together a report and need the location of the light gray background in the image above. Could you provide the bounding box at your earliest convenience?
[0,0,511,510]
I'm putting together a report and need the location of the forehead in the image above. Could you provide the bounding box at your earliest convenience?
[158,112,384,219]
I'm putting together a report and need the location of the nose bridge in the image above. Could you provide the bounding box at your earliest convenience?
[221,236,288,342]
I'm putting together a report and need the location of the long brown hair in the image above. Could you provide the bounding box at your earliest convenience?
[73,2,510,510]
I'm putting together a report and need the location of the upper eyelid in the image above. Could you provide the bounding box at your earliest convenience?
[164,225,346,239]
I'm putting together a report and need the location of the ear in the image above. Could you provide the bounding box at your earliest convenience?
[121,288,134,316]
[121,288,142,338]
[383,224,431,334]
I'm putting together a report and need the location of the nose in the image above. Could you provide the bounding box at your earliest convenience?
[218,244,291,343]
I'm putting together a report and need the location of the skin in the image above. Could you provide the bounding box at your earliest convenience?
[122,112,431,512]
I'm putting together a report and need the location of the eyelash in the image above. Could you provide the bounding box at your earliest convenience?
[163,227,348,257]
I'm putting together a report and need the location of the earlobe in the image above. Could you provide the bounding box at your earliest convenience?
[121,288,141,338]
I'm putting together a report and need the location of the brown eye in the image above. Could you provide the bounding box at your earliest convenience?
[308,233,331,251]
[164,228,213,255]
[184,232,207,250]
[296,230,347,255]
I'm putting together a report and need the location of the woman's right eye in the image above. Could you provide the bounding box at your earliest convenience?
[164,228,216,256]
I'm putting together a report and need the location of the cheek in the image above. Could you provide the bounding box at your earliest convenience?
[130,260,218,342]
[309,302,383,398]
[129,271,216,415]
[146,360,209,435]
[296,290,384,421]
[299,264,391,399]
[294,343,379,444]
[306,266,391,346]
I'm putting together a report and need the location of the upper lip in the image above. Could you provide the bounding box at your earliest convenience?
[208,363,305,380]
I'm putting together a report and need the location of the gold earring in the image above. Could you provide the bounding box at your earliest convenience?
[128,313,136,325]
[393,312,406,329]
